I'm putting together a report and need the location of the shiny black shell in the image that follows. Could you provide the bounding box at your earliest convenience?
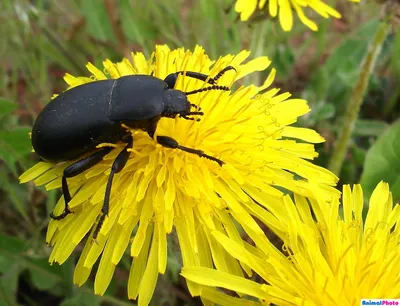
[32,75,167,162]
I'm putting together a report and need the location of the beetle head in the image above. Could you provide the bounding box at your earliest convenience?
[162,89,203,120]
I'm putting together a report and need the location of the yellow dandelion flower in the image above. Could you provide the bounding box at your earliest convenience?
[235,0,360,31]
[20,45,339,305]
[182,181,400,305]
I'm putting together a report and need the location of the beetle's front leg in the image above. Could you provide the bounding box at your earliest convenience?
[156,135,224,166]
[92,134,133,240]
[50,147,113,220]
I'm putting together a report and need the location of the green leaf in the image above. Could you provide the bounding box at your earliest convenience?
[0,234,27,305]
[323,19,379,77]
[0,127,32,156]
[0,170,28,219]
[0,126,32,176]
[38,37,79,74]
[392,28,400,79]
[0,233,30,254]
[60,290,101,306]
[360,120,400,200]
[79,0,115,42]
[0,148,18,175]
[119,0,144,45]
[26,257,64,290]
[312,19,380,106]
[307,69,330,102]
[0,253,22,274]
[0,98,17,118]
[354,119,389,136]
[0,263,21,305]
[272,44,294,79]
[0,233,66,301]
[0,255,11,273]
[298,100,335,127]
[353,145,367,167]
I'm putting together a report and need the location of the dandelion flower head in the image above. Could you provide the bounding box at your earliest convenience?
[183,181,400,305]
[20,45,339,305]
[235,0,360,31]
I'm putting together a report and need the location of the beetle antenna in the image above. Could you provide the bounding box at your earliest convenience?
[185,85,230,96]
[213,66,236,83]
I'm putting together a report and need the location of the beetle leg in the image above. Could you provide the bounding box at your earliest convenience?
[155,135,224,166]
[164,66,236,89]
[50,147,113,220]
[92,135,133,240]
[180,66,237,84]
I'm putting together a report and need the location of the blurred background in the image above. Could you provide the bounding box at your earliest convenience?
[0,0,398,305]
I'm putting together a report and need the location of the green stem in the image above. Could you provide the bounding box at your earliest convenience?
[328,18,391,175]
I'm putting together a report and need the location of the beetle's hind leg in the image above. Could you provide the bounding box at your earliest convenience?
[155,135,224,166]
[50,147,113,220]
[92,135,133,241]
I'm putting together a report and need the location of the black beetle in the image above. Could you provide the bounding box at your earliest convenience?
[32,66,236,239]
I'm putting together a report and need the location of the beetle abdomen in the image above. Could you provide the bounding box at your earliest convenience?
[32,80,124,162]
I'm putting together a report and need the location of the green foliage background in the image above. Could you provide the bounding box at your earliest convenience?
[0,0,398,305]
